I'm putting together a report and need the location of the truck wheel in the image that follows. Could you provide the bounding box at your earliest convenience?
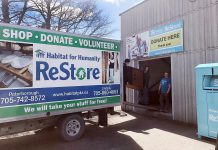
[58,114,85,141]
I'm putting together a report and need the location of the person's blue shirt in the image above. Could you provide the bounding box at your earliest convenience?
[160,78,171,94]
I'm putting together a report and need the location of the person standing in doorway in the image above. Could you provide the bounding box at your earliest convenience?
[139,66,150,105]
[123,59,130,102]
[158,72,171,112]
[143,66,150,105]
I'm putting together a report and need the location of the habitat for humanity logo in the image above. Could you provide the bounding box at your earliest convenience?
[76,68,86,80]
[35,49,45,58]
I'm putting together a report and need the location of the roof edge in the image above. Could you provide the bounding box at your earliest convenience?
[119,0,147,16]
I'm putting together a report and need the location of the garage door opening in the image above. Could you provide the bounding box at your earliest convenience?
[138,57,172,114]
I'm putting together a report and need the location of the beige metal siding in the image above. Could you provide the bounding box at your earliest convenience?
[171,53,186,122]
[183,8,206,52]
[172,51,206,124]
[205,3,218,49]
[206,49,218,63]
[121,0,218,124]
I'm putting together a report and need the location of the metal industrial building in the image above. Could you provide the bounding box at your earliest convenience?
[120,0,218,124]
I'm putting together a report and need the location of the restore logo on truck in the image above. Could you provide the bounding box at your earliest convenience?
[36,61,100,81]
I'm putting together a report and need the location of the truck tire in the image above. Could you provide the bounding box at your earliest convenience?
[58,114,85,141]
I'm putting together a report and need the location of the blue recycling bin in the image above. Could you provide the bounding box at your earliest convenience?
[196,63,218,139]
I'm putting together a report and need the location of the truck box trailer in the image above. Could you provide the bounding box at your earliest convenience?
[0,23,120,141]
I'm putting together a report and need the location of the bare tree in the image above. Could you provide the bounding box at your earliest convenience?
[1,0,10,23]
[17,0,29,25]
[0,0,30,25]
[28,0,71,29]
[55,1,114,37]
[0,0,114,37]
[60,1,113,36]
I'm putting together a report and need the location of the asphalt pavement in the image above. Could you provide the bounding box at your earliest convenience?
[0,108,216,150]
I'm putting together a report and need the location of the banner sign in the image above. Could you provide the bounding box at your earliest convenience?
[126,31,149,59]
[149,20,183,56]
[0,24,120,120]
[126,20,183,59]
[0,26,120,51]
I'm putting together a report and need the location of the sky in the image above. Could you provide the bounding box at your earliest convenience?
[96,0,144,40]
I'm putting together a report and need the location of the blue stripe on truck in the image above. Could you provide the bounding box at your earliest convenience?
[0,84,120,107]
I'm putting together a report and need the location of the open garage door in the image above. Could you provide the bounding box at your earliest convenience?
[138,57,172,114]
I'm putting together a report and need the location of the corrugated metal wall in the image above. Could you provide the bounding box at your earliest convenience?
[121,0,218,124]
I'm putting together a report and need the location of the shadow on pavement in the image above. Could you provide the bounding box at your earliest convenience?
[111,112,216,145]
[0,121,144,150]
[0,112,216,150]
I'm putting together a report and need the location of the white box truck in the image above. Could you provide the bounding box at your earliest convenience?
[0,23,120,141]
